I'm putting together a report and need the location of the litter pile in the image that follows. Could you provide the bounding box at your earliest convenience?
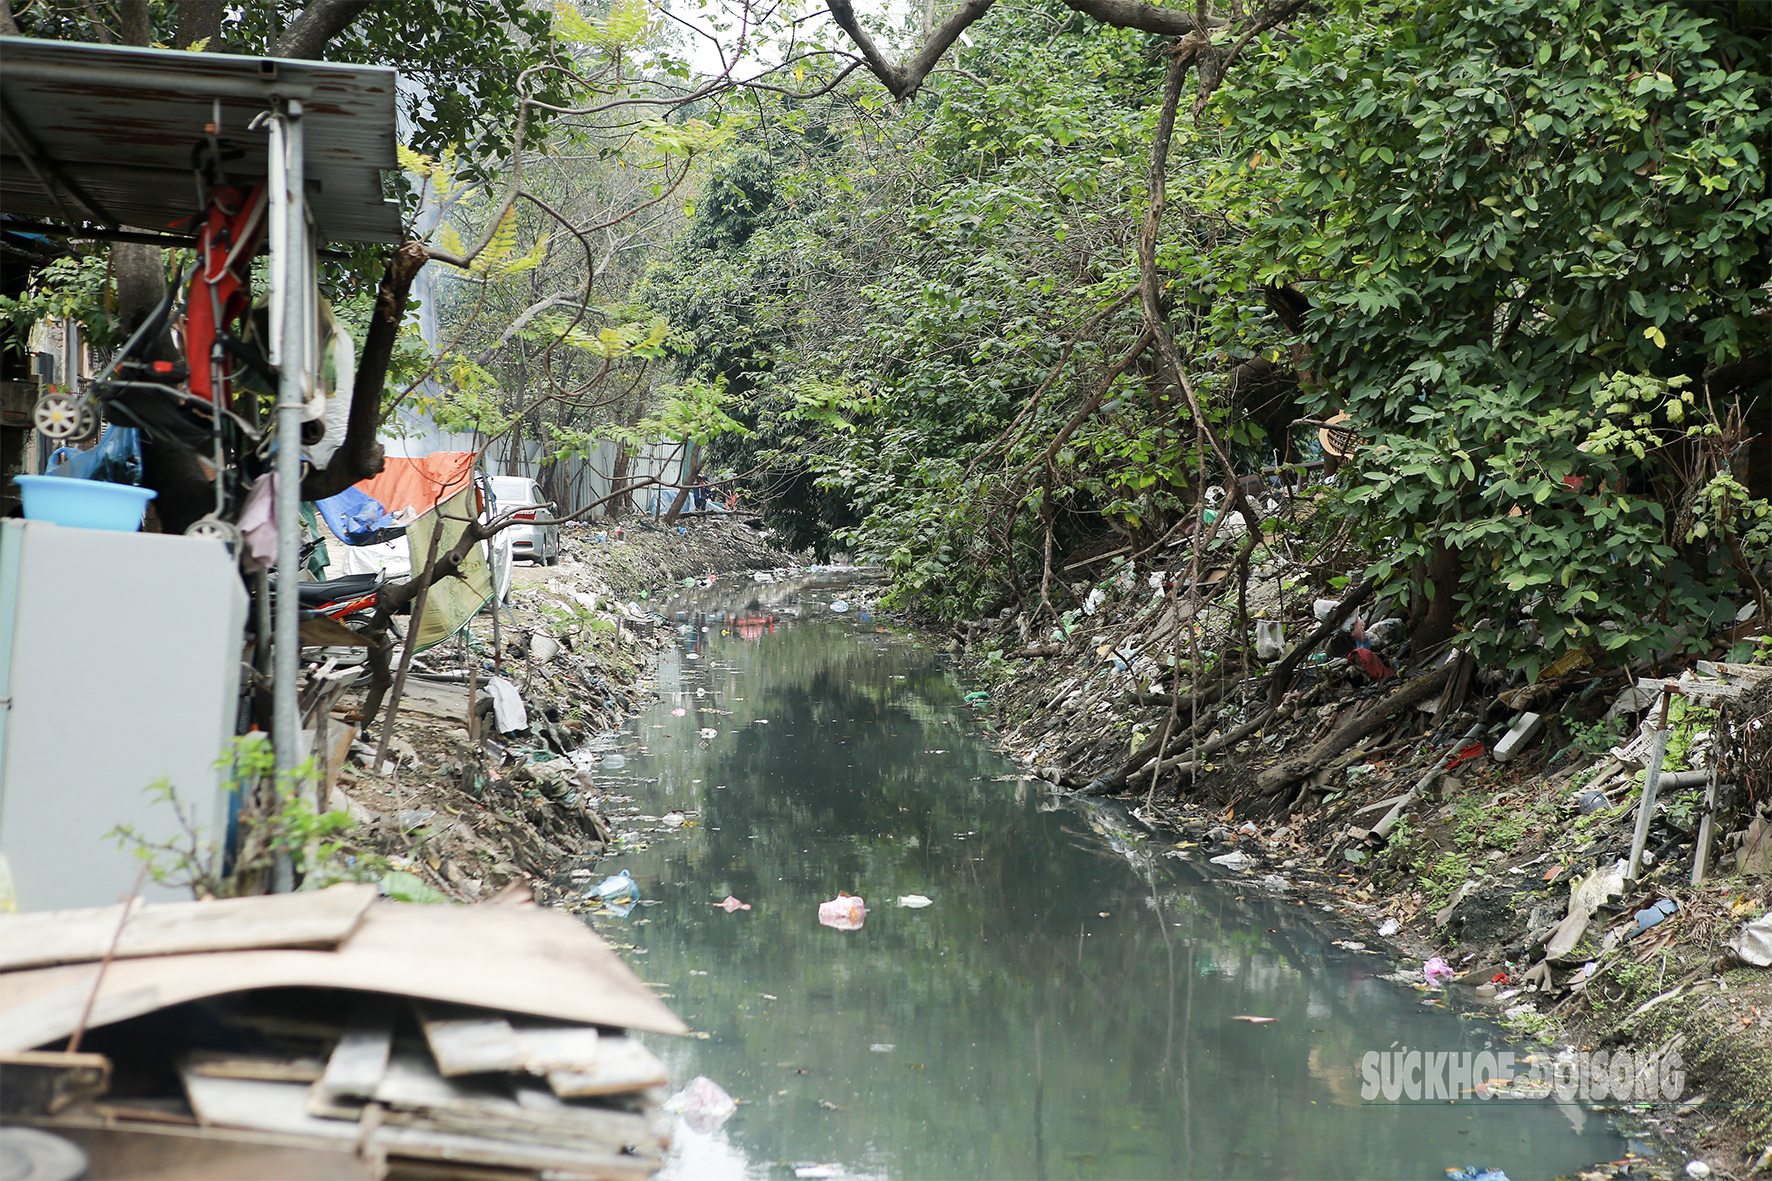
[947,484,1772,1166]
[295,517,796,905]
[0,884,685,1180]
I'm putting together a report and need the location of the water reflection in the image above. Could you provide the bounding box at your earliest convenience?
[585,580,1624,1180]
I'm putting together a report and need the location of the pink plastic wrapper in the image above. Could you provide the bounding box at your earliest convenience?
[817,893,867,931]
[716,895,751,913]
[1422,956,1455,985]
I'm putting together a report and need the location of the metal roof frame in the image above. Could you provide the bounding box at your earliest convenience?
[0,37,402,244]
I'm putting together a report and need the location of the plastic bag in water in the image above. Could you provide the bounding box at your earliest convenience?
[594,870,639,916]
[818,893,866,930]
[663,1075,737,1134]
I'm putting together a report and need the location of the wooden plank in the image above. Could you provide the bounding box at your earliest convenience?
[0,1050,112,1116]
[418,1003,604,1078]
[0,900,688,1054]
[368,1049,661,1156]
[0,883,377,971]
[372,1049,514,1110]
[92,1098,196,1126]
[415,1006,526,1076]
[517,1024,603,1074]
[186,1050,326,1084]
[546,1037,668,1100]
[1644,676,1743,701]
[313,998,396,1103]
[19,1117,374,1181]
[1697,660,1772,685]
[182,1071,660,1177]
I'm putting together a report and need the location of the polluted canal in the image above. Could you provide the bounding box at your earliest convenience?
[571,575,1626,1180]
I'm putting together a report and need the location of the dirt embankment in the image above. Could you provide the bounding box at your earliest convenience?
[324,516,795,905]
[945,539,1772,1174]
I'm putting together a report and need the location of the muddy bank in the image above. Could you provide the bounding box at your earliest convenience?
[941,546,1771,1175]
[323,516,797,906]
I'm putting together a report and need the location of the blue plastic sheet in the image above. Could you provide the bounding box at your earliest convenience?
[316,485,402,544]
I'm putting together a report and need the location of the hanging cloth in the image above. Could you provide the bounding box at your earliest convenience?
[184,182,268,406]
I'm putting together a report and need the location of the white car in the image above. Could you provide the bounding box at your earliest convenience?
[489,475,560,566]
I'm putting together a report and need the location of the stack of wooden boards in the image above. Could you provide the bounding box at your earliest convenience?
[0,884,686,1180]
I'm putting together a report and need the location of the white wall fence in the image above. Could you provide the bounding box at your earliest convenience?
[380,409,692,519]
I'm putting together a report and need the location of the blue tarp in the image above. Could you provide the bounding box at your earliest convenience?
[316,485,401,545]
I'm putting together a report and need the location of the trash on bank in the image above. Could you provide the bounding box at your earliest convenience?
[1491,712,1545,764]
[829,600,850,613]
[817,894,867,930]
[485,675,529,733]
[1730,913,1772,967]
[1635,897,1679,935]
[1444,1169,1511,1181]
[1423,957,1456,985]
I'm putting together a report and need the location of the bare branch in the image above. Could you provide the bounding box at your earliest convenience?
[827,0,997,101]
[272,0,371,59]
[1059,0,1222,36]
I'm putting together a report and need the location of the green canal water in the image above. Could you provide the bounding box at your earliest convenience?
[578,576,1627,1180]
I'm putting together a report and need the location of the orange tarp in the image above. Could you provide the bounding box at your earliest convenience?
[354,452,475,518]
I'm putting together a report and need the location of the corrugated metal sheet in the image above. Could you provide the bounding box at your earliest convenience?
[0,37,401,243]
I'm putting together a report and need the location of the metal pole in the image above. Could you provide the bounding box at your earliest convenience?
[1691,758,1719,886]
[1626,686,1673,881]
[272,100,307,809]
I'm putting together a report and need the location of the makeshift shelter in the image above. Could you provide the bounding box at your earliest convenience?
[0,35,403,790]
[316,453,503,651]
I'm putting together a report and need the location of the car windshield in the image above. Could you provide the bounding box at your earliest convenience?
[489,478,538,506]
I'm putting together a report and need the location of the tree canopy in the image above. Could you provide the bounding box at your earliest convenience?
[5,0,1767,675]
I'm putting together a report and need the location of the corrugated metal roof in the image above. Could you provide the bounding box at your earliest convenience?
[0,37,401,244]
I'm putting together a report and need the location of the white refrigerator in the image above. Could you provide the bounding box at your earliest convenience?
[0,520,247,911]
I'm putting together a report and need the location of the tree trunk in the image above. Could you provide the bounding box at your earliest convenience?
[608,442,631,519]
[1408,541,1463,655]
[118,0,150,46]
[1254,661,1454,796]
[175,0,226,49]
[663,458,699,524]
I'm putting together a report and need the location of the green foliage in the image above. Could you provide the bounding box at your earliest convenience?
[0,253,128,355]
[1213,0,1771,671]
[1416,849,1474,910]
[1564,717,1622,762]
[644,17,1189,572]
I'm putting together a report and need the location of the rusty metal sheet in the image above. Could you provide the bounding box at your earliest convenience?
[0,37,400,243]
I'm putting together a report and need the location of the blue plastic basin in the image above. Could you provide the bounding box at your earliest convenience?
[14,475,157,531]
